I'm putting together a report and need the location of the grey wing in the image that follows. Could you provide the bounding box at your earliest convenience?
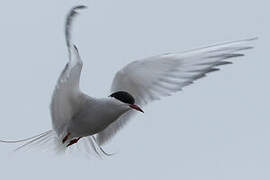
[50,6,86,136]
[96,37,257,145]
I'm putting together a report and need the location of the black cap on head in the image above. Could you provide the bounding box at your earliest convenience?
[109,91,135,104]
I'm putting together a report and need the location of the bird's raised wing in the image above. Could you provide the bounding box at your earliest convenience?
[96,38,257,145]
[50,6,86,136]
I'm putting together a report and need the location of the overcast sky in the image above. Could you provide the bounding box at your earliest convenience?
[0,0,268,180]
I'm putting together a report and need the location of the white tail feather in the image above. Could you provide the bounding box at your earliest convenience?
[0,130,114,157]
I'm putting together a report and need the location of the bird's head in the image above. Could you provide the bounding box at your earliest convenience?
[109,91,144,113]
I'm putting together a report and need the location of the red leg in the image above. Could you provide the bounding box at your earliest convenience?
[66,137,81,147]
[62,132,71,144]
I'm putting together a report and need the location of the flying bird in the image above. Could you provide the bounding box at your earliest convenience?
[0,5,257,156]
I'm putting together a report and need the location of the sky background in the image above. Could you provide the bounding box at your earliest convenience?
[0,0,268,179]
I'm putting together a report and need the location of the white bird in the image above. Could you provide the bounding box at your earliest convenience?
[0,5,257,156]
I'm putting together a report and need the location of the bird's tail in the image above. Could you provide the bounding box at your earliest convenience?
[0,130,113,157]
[0,130,57,152]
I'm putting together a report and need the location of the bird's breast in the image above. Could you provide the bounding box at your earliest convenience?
[67,99,127,137]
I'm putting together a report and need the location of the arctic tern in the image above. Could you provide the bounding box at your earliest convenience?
[0,5,256,156]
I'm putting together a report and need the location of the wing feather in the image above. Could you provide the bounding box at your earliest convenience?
[96,38,257,145]
[50,6,86,136]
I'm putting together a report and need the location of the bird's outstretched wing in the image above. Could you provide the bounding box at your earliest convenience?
[50,6,86,136]
[96,37,257,145]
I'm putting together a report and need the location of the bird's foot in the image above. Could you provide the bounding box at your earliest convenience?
[66,137,81,147]
[62,132,71,143]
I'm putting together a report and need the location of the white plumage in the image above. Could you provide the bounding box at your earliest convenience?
[0,5,257,156]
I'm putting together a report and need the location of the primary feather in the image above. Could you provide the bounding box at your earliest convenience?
[96,37,257,145]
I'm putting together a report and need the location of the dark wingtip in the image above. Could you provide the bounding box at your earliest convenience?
[247,37,259,41]
[73,5,88,10]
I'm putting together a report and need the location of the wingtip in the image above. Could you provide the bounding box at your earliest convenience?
[241,37,259,42]
[248,37,259,41]
[72,5,88,11]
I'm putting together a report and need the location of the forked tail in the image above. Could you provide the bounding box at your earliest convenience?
[0,130,56,152]
[0,130,114,157]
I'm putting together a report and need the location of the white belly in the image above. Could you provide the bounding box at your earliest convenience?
[66,97,129,138]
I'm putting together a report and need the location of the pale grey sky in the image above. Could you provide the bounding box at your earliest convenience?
[0,0,268,180]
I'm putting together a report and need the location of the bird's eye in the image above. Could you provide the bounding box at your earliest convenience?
[109,91,135,104]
